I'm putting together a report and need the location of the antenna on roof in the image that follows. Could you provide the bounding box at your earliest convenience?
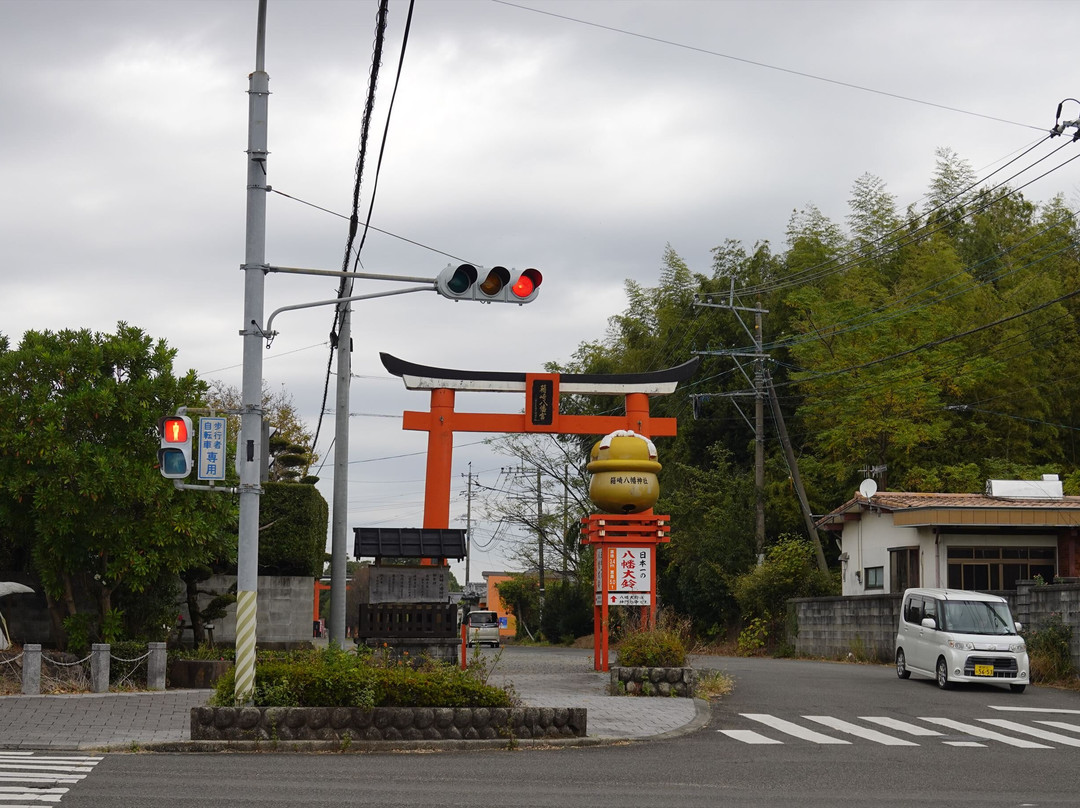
[859,478,878,499]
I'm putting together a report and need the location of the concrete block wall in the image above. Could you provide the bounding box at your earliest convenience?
[184,575,314,648]
[787,582,1080,669]
[787,593,901,663]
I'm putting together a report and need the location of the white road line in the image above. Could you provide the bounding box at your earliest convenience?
[980,719,1080,747]
[0,758,101,764]
[859,716,944,737]
[741,714,850,744]
[919,717,1051,748]
[0,775,83,785]
[0,766,94,774]
[988,706,1080,715]
[943,741,986,747]
[1036,720,1080,734]
[802,716,919,746]
[0,792,66,804]
[717,729,783,744]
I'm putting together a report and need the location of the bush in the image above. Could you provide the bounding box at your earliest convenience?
[731,534,837,655]
[616,611,689,667]
[1024,613,1075,683]
[210,645,513,708]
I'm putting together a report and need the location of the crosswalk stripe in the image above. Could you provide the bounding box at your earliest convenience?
[859,716,944,737]
[803,716,919,746]
[0,766,94,774]
[717,729,783,744]
[988,706,1080,715]
[1036,720,1080,734]
[979,719,1080,747]
[0,775,84,784]
[919,717,1051,748]
[741,714,850,744]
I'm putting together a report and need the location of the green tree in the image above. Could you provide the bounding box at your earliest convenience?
[0,324,236,646]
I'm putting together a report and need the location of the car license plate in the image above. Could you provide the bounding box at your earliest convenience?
[974,664,994,677]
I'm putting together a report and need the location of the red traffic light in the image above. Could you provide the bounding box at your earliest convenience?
[510,268,542,300]
[160,416,189,443]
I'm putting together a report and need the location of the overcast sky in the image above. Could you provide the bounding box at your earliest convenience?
[3,0,1079,585]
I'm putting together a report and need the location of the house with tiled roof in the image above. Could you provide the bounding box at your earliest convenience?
[816,475,1080,596]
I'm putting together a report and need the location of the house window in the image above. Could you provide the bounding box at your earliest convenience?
[864,566,884,590]
[946,546,1057,590]
[889,547,919,593]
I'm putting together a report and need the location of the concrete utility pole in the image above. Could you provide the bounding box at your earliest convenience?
[464,462,474,586]
[330,301,351,644]
[695,287,769,563]
[235,0,270,704]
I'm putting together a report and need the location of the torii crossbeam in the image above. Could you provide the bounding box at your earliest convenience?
[380,353,700,529]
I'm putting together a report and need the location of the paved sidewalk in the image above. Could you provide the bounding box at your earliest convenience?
[0,646,709,750]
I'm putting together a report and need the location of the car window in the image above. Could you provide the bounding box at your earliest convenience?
[905,597,922,624]
[468,612,497,626]
[941,600,1017,635]
[922,598,938,627]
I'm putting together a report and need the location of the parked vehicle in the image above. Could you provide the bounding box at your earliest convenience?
[465,610,500,647]
[895,587,1029,692]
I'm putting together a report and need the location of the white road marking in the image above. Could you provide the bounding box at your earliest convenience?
[741,714,850,744]
[859,716,944,737]
[987,705,1080,715]
[717,729,783,744]
[919,717,1051,748]
[980,719,1080,747]
[803,716,919,746]
[1036,720,1080,734]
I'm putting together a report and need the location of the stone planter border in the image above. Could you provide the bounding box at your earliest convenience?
[609,666,696,697]
[191,705,586,742]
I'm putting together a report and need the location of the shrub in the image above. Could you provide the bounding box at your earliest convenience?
[616,612,689,667]
[1023,613,1075,683]
[210,645,513,708]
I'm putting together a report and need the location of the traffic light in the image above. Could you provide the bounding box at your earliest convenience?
[158,415,192,479]
[435,263,542,304]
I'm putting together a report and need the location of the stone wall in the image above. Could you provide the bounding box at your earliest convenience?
[190,705,587,742]
[609,666,696,697]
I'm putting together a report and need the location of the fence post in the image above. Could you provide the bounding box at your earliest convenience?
[21,643,41,695]
[147,642,167,691]
[91,643,110,693]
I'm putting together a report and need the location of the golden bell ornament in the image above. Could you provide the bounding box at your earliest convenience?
[586,430,661,514]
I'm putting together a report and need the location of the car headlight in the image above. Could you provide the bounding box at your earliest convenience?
[1009,642,1026,653]
[948,639,974,651]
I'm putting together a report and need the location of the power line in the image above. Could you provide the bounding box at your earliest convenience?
[492,0,1046,132]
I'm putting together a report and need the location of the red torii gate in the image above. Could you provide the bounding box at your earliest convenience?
[381,353,698,668]
[381,353,698,530]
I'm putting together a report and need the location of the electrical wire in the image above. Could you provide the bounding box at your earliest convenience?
[491,0,1046,132]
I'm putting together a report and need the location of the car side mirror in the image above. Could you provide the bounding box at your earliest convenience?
[1014,621,1023,632]
[921,617,937,630]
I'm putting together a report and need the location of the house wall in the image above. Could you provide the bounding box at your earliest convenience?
[840,517,1064,596]
[788,581,1080,670]
[482,574,516,638]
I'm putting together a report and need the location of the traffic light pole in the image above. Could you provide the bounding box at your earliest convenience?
[235,0,270,706]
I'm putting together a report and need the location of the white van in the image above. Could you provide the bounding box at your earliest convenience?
[465,610,500,648]
[895,588,1029,693]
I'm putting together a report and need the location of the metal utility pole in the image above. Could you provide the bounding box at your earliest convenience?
[235,0,269,705]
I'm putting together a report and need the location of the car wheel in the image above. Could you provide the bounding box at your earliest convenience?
[936,656,950,689]
[896,649,911,679]
[1010,683,1026,694]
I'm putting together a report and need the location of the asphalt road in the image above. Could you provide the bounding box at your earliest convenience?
[44,653,1080,807]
